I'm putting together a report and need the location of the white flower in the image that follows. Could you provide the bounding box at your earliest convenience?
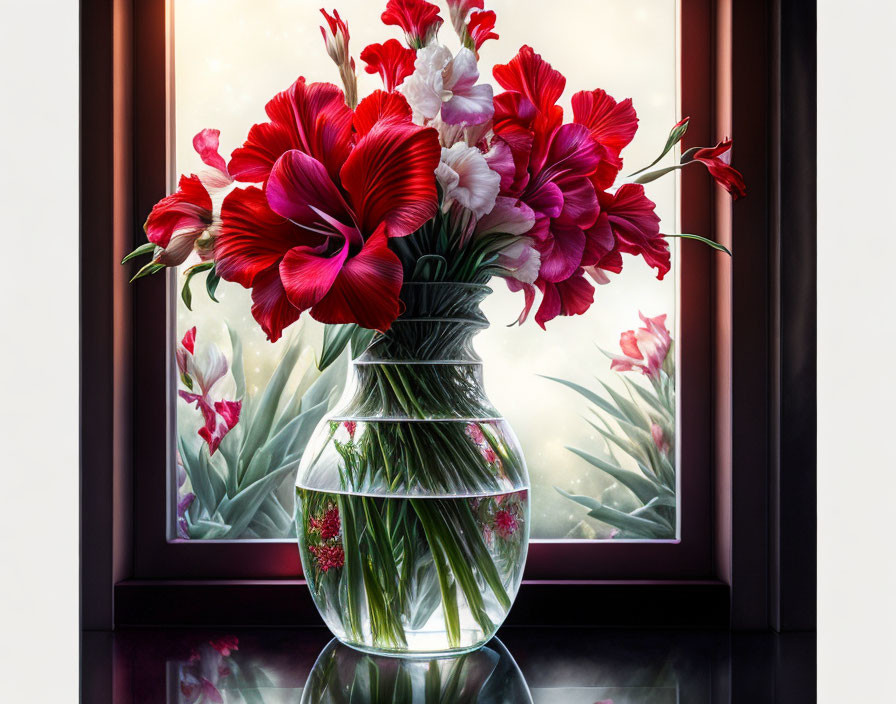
[435,143,501,218]
[495,238,541,284]
[398,44,494,126]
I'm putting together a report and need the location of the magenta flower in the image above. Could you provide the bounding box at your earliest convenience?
[609,313,672,380]
[177,327,243,455]
[651,423,670,455]
[310,543,346,572]
[465,422,485,444]
[209,636,239,657]
[310,505,341,540]
[494,509,519,538]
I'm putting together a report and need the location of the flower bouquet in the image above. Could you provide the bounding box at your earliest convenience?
[125,0,743,656]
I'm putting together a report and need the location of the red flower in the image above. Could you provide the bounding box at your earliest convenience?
[381,0,444,49]
[209,636,239,657]
[572,88,639,190]
[586,184,670,280]
[494,509,519,538]
[492,47,604,327]
[227,77,353,183]
[467,10,498,53]
[309,543,345,571]
[216,80,440,339]
[343,420,357,438]
[361,39,416,92]
[144,174,213,267]
[310,505,341,540]
[689,139,746,199]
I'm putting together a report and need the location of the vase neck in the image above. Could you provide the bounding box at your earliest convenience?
[359,282,490,364]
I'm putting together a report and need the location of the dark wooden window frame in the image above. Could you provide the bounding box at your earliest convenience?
[81,0,816,630]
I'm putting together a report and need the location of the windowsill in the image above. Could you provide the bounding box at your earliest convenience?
[114,579,729,628]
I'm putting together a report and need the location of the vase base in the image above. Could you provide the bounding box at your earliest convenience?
[336,635,493,659]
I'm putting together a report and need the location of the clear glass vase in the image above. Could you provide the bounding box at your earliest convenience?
[301,637,532,702]
[295,282,530,657]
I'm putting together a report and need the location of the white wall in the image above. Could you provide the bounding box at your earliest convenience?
[818,1,896,701]
[0,0,79,699]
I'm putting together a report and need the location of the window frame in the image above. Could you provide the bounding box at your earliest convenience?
[80,0,816,630]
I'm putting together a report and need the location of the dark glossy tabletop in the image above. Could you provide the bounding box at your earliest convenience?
[82,627,815,703]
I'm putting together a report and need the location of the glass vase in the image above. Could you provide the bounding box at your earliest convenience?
[295,282,530,657]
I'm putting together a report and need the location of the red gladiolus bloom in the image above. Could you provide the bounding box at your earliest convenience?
[467,10,498,52]
[572,88,639,190]
[690,139,747,199]
[144,174,213,267]
[343,420,357,438]
[586,184,670,280]
[310,544,345,572]
[492,47,604,327]
[361,39,416,92]
[381,0,443,49]
[216,81,440,339]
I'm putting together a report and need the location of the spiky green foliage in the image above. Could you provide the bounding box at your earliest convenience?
[550,346,677,539]
[177,326,347,539]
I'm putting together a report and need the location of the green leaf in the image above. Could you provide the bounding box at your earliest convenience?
[180,261,214,311]
[629,117,689,177]
[412,253,448,280]
[238,338,303,481]
[556,488,669,538]
[129,260,165,283]
[217,463,295,537]
[665,233,732,256]
[349,325,377,359]
[188,518,231,539]
[319,324,355,371]
[121,241,156,264]
[303,349,347,412]
[177,435,218,517]
[226,323,247,400]
[599,380,652,431]
[205,267,221,301]
[541,375,628,424]
[566,446,670,504]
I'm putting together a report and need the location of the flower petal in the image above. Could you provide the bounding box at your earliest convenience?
[602,184,670,279]
[181,327,196,355]
[228,77,353,182]
[352,90,412,137]
[381,0,444,48]
[339,119,440,237]
[279,238,349,313]
[493,45,565,119]
[265,150,352,228]
[309,226,403,331]
[536,222,585,283]
[360,39,417,92]
[441,81,494,125]
[534,270,594,329]
[217,186,318,288]
[572,89,638,159]
[144,175,212,249]
[249,264,302,343]
[192,128,230,177]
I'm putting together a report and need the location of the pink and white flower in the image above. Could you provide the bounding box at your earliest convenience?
[177,327,242,455]
[609,312,672,380]
[399,44,494,126]
[435,142,500,217]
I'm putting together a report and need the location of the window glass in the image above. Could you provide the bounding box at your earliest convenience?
[173,0,678,541]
